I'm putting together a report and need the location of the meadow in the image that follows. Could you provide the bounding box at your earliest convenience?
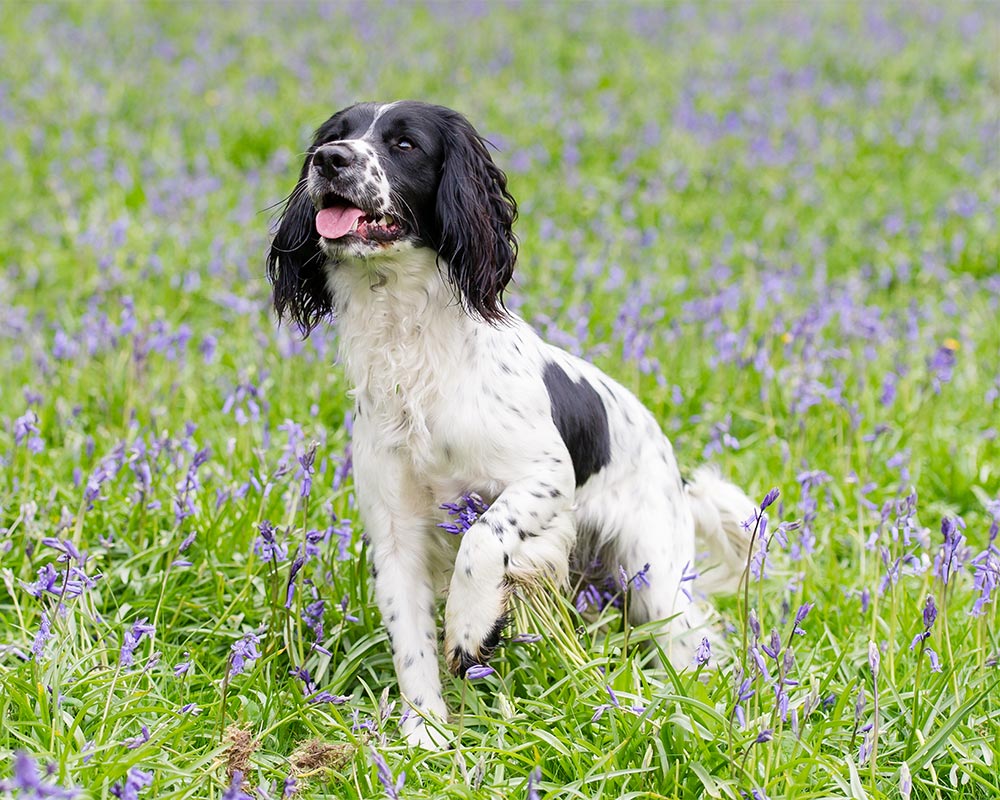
[1,2,998,798]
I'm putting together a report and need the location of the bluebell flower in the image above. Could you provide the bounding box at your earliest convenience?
[222,771,254,800]
[0,752,78,798]
[438,493,489,535]
[229,632,262,677]
[527,766,542,800]
[110,766,152,800]
[465,664,496,680]
[370,748,404,799]
[31,612,51,660]
[123,724,151,750]
[120,619,155,667]
[694,637,711,666]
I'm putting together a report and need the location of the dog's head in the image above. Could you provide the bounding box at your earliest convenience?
[268,101,518,335]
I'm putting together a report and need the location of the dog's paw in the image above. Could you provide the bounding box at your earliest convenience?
[401,711,450,750]
[443,577,510,676]
[444,612,509,676]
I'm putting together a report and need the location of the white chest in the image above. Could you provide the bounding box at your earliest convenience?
[328,252,472,466]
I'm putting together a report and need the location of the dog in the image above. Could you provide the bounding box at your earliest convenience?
[267,101,754,748]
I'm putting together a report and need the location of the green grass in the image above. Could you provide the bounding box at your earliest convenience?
[1,2,998,798]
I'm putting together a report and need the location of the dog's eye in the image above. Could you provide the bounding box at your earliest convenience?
[395,137,415,151]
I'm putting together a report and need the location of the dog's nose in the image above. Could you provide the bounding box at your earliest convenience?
[312,144,356,179]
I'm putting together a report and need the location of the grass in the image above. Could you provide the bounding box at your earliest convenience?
[1,1,998,798]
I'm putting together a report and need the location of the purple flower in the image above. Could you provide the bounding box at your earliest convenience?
[31,612,51,660]
[123,724,151,750]
[0,752,78,798]
[755,729,773,744]
[970,541,999,617]
[512,632,542,643]
[120,619,155,667]
[762,629,782,660]
[694,637,711,666]
[370,748,404,799]
[527,766,542,800]
[465,664,496,680]
[110,766,152,800]
[253,520,288,564]
[229,631,262,677]
[868,641,881,678]
[298,443,317,499]
[900,762,912,800]
[13,410,40,445]
[922,595,938,629]
[222,771,254,800]
[679,561,698,600]
[285,551,305,608]
[792,602,813,634]
[933,516,968,585]
[174,656,191,677]
[438,493,489,535]
[760,487,780,511]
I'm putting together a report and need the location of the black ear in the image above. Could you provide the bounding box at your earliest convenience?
[434,111,518,324]
[266,158,330,337]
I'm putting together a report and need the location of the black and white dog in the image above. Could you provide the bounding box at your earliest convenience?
[267,101,753,747]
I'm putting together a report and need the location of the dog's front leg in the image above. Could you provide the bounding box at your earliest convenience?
[355,437,448,748]
[443,464,576,676]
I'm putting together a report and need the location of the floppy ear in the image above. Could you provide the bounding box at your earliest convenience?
[266,158,330,337]
[434,111,518,324]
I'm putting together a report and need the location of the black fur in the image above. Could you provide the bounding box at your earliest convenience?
[542,361,612,487]
[267,153,330,336]
[429,107,518,324]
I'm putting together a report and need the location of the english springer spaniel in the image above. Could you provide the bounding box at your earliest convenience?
[267,101,754,748]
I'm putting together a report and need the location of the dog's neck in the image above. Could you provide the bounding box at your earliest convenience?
[324,246,476,455]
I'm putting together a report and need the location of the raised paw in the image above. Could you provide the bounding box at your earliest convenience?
[444,611,509,676]
[443,566,510,675]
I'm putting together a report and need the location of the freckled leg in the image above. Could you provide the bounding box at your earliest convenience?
[355,434,447,748]
[444,475,576,675]
[369,527,449,748]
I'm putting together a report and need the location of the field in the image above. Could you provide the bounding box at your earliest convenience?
[1,2,998,798]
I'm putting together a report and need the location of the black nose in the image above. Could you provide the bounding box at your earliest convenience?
[312,144,356,180]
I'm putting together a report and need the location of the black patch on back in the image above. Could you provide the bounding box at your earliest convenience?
[542,361,612,487]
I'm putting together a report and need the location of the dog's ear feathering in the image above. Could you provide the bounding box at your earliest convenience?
[433,109,518,325]
[267,156,331,338]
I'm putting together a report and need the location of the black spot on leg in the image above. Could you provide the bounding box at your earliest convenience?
[413,695,424,706]
[543,361,612,487]
[503,553,509,568]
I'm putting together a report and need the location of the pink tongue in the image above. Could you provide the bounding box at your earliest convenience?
[316,206,366,239]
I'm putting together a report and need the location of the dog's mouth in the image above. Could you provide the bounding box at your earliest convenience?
[316,195,406,244]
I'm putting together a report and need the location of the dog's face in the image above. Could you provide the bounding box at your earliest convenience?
[308,102,442,261]
[268,101,518,334]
